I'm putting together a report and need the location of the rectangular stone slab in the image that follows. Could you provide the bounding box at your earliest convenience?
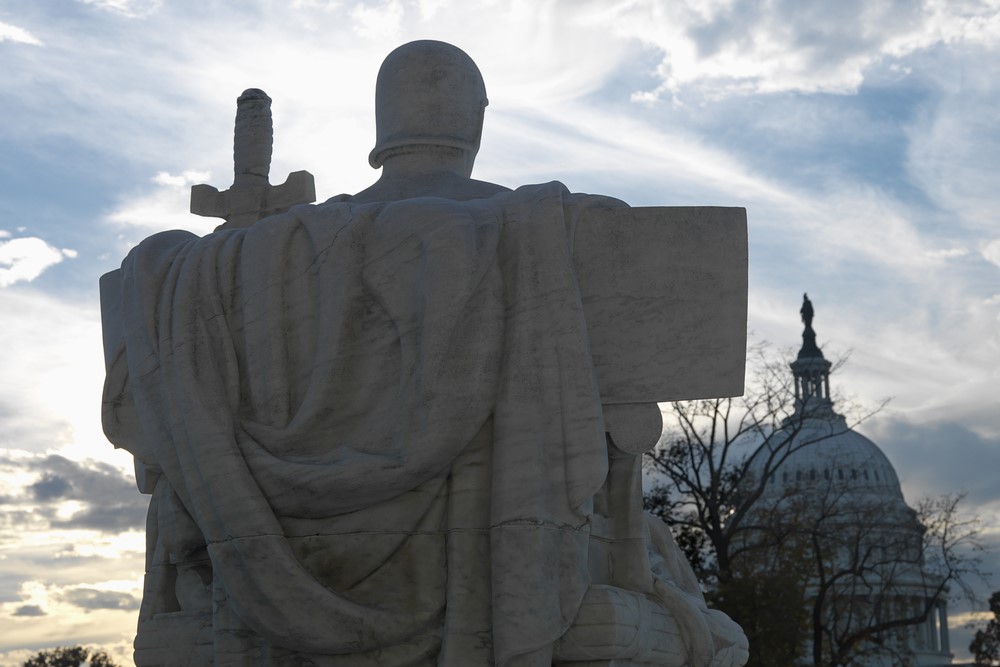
[573,206,748,404]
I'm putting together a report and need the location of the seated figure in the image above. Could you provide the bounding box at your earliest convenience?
[101,40,748,667]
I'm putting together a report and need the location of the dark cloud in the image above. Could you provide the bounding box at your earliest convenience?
[12,604,46,617]
[0,454,147,534]
[30,473,72,501]
[0,509,45,532]
[0,574,27,603]
[50,503,147,532]
[61,587,140,611]
[868,416,1000,506]
[24,455,138,499]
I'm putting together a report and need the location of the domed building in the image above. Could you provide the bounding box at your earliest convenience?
[743,295,952,666]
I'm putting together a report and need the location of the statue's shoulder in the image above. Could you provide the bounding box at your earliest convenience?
[462,178,512,200]
[508,181,630,211]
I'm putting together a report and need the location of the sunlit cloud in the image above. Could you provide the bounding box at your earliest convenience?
[952,610,993,626]
[75,0,163,18]
[0,453,147,535]
[152,169,210,188]
[0,21,43,46]
[0,451,146,659]
[0,450,146,660]
[0,579,141,659]
[0,237,75,288]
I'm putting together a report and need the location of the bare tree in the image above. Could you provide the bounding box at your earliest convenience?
[764,487,983,667]
[643,342,870,586]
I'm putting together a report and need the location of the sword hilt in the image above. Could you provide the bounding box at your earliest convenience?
[233,88,272,189]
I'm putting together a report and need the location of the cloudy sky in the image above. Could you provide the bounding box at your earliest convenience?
[1,0,998,663]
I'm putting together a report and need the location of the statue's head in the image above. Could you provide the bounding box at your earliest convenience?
[369,40,488,170]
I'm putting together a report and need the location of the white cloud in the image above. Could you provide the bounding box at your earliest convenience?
[925,247,969,260]
[152,169,210,188]
[600,0,1000,100]
[105,171,218,235]
[350,0,404,40]
[0,21,42,46]
[883,0,1000,55]
[416,0,450,20]
[980,239,1000,267]
[291,0,345,9]
[0,237,74,287]
[75,0,162,18]
[905,55,1000,233]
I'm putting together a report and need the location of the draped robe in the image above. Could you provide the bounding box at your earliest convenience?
[102,182,746,666]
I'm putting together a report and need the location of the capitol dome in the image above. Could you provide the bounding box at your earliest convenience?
[748,294,907,507]
[740,294,952,667]
[753,415,906,504]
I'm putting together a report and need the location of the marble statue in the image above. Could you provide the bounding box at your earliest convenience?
[100,40,750,667]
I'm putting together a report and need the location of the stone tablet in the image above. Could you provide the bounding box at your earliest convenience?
[575,205,747,404]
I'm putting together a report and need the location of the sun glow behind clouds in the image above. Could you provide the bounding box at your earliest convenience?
[0,287,133,469]
[106,171,217,235]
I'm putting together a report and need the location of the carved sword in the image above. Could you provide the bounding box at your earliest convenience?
[190,88,316,231]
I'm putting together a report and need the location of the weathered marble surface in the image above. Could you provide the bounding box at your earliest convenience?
[101,40,749,667]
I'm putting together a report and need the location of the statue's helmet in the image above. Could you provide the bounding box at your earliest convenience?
[369,40,488,169]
